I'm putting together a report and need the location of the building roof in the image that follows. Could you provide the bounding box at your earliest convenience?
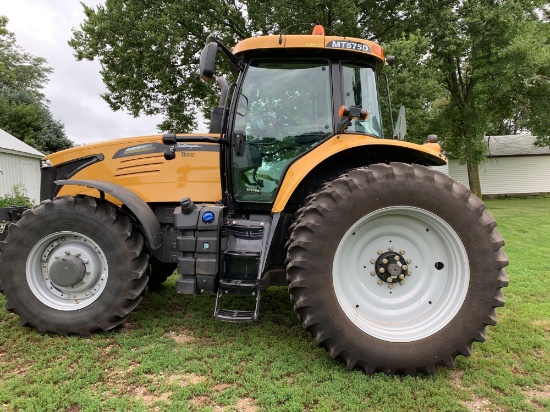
[486,135,550,157]
[0,129,44,158]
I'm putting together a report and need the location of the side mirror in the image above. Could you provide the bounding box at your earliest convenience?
[199,42,218,82]
[394,105,407,140]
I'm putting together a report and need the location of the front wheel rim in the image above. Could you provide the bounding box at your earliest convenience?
[333,206,469,342]
[26,231,109,311]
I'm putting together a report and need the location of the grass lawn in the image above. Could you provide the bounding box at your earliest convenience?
[0,197,549,411]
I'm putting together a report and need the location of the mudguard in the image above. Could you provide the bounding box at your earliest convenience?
[55,179,164,250]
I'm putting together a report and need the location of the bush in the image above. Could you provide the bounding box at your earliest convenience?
[0,184,35,208]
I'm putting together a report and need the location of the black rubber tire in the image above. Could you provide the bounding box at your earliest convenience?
[0,195,149,336]
[147,257,176,289]
[286,163,509,375]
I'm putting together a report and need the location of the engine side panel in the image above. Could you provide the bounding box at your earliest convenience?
[43,134,222,203]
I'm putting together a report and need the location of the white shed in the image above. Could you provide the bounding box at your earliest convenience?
[0,129,44,204]
[448,135,550,196]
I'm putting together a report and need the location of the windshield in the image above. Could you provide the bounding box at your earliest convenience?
[341,63,383,137]
[232,60,333,203]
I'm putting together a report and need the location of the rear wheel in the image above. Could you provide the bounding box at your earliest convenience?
[286,163,508,374]
[0,195,149,335]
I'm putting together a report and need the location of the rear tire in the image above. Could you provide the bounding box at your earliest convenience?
[286,163,508,374]
[0,195,149,335]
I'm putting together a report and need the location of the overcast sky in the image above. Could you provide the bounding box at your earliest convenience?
[2,0,205,145]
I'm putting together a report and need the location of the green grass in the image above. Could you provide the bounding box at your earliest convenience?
[1,197,549,411]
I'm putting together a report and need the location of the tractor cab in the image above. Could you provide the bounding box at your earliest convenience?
[199,26,396,208]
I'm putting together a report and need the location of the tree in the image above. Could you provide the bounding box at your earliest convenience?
[398,0,550,197]
[0,16,52,100]
[68,0,412,133]
[69,1,550,197]
[0,87,73,154]
[0,16,73,154]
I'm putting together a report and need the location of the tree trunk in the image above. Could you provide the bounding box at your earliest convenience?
[466,159,482,199]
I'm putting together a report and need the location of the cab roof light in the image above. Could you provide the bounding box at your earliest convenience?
[312,25,325,35]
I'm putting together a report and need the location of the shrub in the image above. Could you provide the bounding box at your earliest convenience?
[0,184,35,208]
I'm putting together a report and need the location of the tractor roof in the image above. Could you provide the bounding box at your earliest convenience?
[232,27,385,64]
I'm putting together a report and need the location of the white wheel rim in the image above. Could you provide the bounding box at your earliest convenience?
[26,231,109,311]
[333,206,469,342]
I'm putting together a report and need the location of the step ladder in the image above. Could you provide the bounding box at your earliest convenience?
[214,219,269,322]
[214,278,261,322]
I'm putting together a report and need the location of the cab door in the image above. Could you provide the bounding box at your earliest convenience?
[229,59,334,205]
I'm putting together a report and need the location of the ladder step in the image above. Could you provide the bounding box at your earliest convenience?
[215,309,257,322]
[219,279,257,291]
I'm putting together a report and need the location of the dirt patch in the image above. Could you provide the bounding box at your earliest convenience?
[234,397,257,412]
[125,384,171,407]
[164,330,195,344]
[450,370,466,390]
[213,383,232,392]
[522,385,550,410]
[532,319,550,332]
[168,373,206,386]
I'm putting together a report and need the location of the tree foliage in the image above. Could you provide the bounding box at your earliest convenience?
[69,1,550,195]
[0,16,73,154]
[68,0,412,132]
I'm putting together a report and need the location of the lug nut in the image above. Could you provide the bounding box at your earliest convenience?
[394,255,400,261]
[402,265,408,271]
[399,280,405,285]
[407,270,412,276]
[55,256,61,260]
[382,258,388,264]
[76,252,81,257]
[370,259,375,264]
[407,259,412,264]
[377,249,382,255]
[379,268,386,274]
[377,280,383,285]
[42,264,47,268]
[389,284,394,289]
[370,271,375,276]
[399,274,405,280]
[400,250,405,255]
[387,277,393,283]
[86,271,91,275]
[388,246,394,251]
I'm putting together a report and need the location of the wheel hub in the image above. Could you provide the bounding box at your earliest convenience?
[49,255,86,287]
[374,250,410,285]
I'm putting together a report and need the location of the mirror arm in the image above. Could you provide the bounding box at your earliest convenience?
[206,35,246,71]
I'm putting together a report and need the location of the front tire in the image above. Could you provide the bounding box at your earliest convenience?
[0,195,149,335]
[286,163,508,374]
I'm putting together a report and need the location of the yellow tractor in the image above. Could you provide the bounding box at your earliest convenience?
[0,26,508,374]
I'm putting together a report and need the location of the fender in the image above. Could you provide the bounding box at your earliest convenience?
[55,179,164,251]
[272,134,446,213]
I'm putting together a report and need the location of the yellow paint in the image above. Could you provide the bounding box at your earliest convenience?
[47,134,222,204]
[232,34,384,62]
[271,135,446,213]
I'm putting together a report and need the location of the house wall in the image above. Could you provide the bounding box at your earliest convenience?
[0,151,41,204]
[448,156,550,195]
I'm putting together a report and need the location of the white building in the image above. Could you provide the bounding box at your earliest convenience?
[448,135,550,196]
[0,129,44,204]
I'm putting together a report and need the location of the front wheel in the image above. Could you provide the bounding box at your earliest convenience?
[286,163,508,374]
[0,195,149,335]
